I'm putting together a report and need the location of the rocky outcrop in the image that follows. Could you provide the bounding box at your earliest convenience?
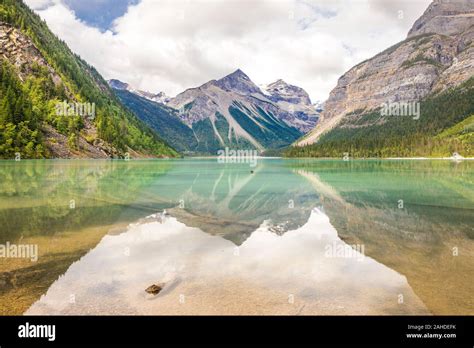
[1,24,67,92]
[298,0,474,146]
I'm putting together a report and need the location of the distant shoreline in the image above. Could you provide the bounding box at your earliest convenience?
[0,156,473,161]
[280,156,474,160]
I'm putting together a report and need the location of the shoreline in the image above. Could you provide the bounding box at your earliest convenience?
[0,156,473,161]
[281,156,474,160]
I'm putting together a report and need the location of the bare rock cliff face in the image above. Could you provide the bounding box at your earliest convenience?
[298,0,474,146]
[408,0,474,38]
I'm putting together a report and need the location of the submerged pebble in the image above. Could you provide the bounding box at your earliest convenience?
[145,283,165,295]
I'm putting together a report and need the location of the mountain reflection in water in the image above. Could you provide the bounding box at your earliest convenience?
[0,159,472,315]
[26,208,428,315]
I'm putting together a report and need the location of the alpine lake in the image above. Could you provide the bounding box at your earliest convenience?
[0,158,472,315]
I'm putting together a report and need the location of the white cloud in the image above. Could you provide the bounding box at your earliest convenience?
[24,0,431,102]
[24,0,55,10]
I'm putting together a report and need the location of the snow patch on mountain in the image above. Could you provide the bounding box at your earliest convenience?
[108,79,171,105]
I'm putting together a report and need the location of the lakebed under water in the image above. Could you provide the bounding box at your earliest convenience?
[0,159,472,315]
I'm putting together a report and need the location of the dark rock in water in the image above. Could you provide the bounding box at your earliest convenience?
[145,283,165,295]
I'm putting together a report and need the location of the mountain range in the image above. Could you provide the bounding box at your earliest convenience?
[291,0,474,158]
[110,70,320,154]
[1,0,472,159]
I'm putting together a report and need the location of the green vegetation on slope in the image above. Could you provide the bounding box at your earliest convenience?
[0,0,177,158]
[114,89,195,153]
[0,60,45,157]
[286,78,474,158]
[229,104,301,150]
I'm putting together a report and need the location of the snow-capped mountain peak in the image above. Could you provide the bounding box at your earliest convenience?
[107,79,170,105]
[264,79,312,105]
[167,70,320,140]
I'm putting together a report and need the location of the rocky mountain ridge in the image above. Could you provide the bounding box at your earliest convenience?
[167,69,318,146]
[165,69,305,151]
[298,0,474,147]
[112,70,319,153]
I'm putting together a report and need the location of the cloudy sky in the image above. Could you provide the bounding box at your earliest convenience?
[24,0,431,102]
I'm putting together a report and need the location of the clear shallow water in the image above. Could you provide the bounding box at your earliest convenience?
[0,159,473,315]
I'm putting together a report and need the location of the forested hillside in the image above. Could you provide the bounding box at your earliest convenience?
[285,78,474,158]
[0,0,177,158]
[114,89,198,153]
